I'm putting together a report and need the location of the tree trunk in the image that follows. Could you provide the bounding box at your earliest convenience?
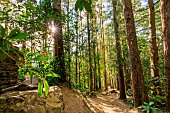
[122,0,148,107]
[75,14,79,84]
[97,44,101,90]
[160,0,170,111]
[67,0,71,87]
[112,0,126,100]
[92,7,98,91]
[100,1,107,91]
[54,0,66,82]
[148,0,160,79]
[87,13,94,92]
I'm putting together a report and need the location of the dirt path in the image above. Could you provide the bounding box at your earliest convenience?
[61,85,93,113]
[60,85,139,113]
[84,93,139,113]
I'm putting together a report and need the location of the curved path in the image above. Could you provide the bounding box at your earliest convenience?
[60,84,139,113]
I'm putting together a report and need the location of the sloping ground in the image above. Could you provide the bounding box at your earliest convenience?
[84,93,139,113]
[60,84,139,113]
[61,85,93,113]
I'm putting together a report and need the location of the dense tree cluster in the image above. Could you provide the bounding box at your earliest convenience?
[0,0,170,112]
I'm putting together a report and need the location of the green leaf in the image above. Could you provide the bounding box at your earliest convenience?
[26,71,31,76]
[0,48,7,61]
[46,73,60,78]
[33,56,48,61]
[8,29,20,39]
[75,0,82,11]
[149,101,154,106]
[18,75,24,80]
[0,25,5,38]
[44,80,49,96]
[9,32,28,40]
[0,17,5,21]
[79,2,84,11]
[38,81,44,97]
[6,9,12,13]
[12,47,24,59]
[138,105,145,109]
[144,102,148,105]
[0,40,12,51]
[84,0,92,13]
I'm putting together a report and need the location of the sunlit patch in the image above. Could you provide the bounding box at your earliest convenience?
[48,21,57,34]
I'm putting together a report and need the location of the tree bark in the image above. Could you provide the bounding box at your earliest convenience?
[122,0,148,107]
[148,0,160,79]
[112,0,126,100]
[75,14,79,84]
[87,13,94,92]
[100,1,107,90]
[160,0,170,111]
[67,0,71,87]
[54,0,66,82]
[92,3,98,90]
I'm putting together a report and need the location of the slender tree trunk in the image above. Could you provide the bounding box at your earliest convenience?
[160,0,170,111]
[148,0,160,79]
[67,0,71,87]
[75,14,79,84]
[97,45,102,90]
[92,23,97,91]
[112,0,126,100]
[100,1,107,90]
[87,13,93,92]
[54,0,66,82]
[92,0,98,91]
[122,0,148,107]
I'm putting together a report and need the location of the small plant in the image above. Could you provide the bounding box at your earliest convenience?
[138,102,160,113]
[18,51,60,97]
[126,98,134,108]
[0,25,28,61]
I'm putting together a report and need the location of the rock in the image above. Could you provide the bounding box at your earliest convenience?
[0,51,19,89]
[23,76,38,86]
[0,86,64,113]
[101,91,108,95]
[108,89,117,93]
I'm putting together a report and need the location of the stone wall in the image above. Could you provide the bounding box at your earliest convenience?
[0,86,64,113]
[0,52,19,89]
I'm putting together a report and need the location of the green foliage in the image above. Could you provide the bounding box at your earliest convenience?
[9,32,29,40]
[18,51,60,97]
[75,0,92,13]
[0,25,26,61]
[138,102,160,113]
[149,95,166,105]
[38,79,50,97]
[126,98,134,108]
[0,25,5,38]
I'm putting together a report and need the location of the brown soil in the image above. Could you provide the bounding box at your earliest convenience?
[61,85,93,113]
[60,84,139,113]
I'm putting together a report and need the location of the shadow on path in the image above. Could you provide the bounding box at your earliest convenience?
[60,84,139,113]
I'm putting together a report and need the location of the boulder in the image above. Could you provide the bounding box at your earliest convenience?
[0,86,64,113]
[0,51,19,89]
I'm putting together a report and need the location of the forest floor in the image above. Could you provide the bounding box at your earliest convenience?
[60,84,140,113]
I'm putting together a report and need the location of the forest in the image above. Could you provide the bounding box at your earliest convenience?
[0,0,170,113]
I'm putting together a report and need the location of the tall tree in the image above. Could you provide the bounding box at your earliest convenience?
[54,0,66,82]
[160,0,170,111]
[66,0,71,86]
[87,13,94,92]
[112,0,126,100]
[100,1,107,90]
[75,13,79,84]
[122,0,148,107]
[148,0,160,80]
[91,0,98,90]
